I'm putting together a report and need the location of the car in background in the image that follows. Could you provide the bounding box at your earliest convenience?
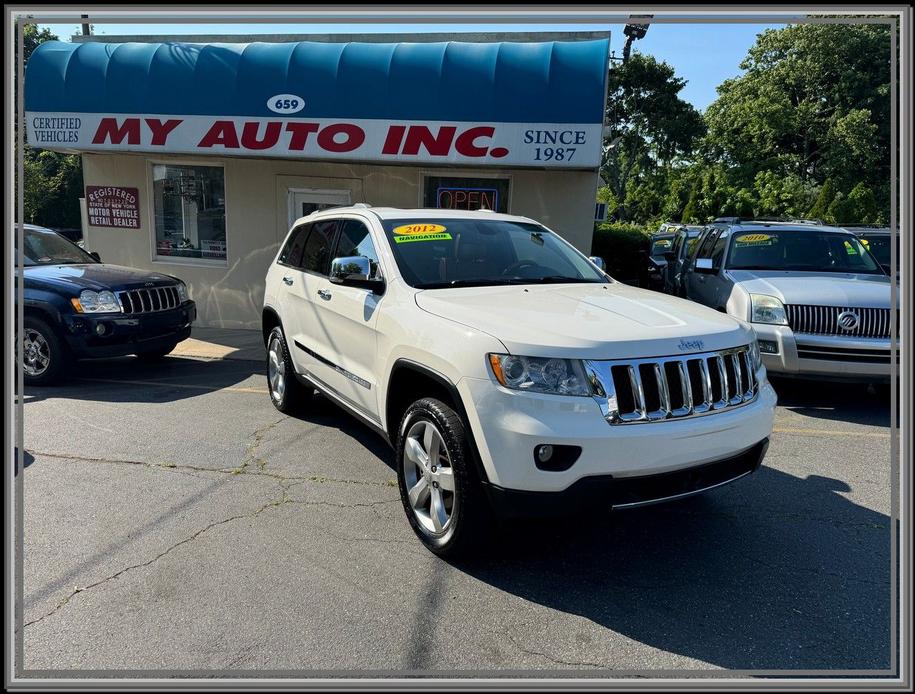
[845,226,896,275]
[682,220,894,383]
[18,224,196,385]
[662,225,705,297]
[646,231,676,291]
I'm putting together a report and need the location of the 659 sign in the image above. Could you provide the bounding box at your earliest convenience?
[267,94,305,115]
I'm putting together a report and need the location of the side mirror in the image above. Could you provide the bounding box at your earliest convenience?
[694,258,716,273]
[588,256,606,271]
[329,256,385,294]
[89,251,101,262]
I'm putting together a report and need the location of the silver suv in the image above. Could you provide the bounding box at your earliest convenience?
[683,221,895,382]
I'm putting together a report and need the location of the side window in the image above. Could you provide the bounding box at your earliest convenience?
[333,219,382,280]
[695,230,720,259]
[710,231,729,268]
[300,219,339,275]
[671,232,683,258]
[278,224,309,267]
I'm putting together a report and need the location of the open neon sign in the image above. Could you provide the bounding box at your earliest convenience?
[436,187,499,211]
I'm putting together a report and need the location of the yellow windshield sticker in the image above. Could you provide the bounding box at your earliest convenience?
[861,238,870,245]
[844,240,859,255]
[393,223,448,236]
[734,233,777,247]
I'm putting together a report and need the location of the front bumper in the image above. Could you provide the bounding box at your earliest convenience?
[483,438,769,518]
[457,373,777,494]
[61,301,196,358]
[752,323,894,381]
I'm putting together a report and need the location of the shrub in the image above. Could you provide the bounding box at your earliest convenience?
[591,222,654,283]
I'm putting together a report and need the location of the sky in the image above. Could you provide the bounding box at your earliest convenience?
[36,21,788,112]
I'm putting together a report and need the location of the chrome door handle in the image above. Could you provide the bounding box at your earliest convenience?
[282,275,293,286]
[317,289,332,300]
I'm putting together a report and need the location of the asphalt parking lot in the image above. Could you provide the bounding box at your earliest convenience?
[19,352,894,675]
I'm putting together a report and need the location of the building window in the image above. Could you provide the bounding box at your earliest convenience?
[423,176,509,213]
[152,164,226,262]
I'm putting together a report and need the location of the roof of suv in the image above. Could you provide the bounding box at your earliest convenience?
[295,205,537,227]
[716,221,857,235]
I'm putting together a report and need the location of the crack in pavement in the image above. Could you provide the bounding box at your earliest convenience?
[27,450,397,488]
[504,633,616,671]
[22,493,291,630]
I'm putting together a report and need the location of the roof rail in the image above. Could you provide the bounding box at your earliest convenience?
[712,216,825,225]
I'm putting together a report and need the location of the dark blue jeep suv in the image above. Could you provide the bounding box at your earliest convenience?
[20,224,197,385]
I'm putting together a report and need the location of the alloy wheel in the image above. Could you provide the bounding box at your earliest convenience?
[267,335,286,403]
[22,328,51,377]
[403,420,457,535]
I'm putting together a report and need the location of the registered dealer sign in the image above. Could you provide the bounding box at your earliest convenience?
[85,185,140,229]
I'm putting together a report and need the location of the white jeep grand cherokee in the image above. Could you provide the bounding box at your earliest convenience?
[263,207,777,557]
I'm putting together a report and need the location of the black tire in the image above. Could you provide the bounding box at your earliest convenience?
[135,342,177,361]
[265,325,309,414]
[396,397,490,558]
[22,316,70,386]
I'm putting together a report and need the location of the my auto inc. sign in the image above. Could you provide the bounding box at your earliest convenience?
[27,114,602,169]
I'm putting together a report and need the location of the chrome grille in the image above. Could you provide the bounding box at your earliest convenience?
[117,286,181,314]
[785,305,893,339]
[585,346,758,425]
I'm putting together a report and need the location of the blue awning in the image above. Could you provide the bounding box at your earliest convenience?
[25,38,609,124]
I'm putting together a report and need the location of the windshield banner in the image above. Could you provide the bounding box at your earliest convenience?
[27,114,602,169]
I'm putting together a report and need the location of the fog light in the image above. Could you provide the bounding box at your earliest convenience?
[758,339,778,354]
[536,444,554,463]
[95,323,107,336]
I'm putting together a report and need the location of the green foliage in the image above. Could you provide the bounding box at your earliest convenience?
[591,222,653,281]
[827,182,879,224]
[601,53,705,222]
[806,178,837,220]
[24,150,84,228]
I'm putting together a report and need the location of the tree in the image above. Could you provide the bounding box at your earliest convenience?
[807,178,836,220]
[703,23,890,217]
[601,54,705,221]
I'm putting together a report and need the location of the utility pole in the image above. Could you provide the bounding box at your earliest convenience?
[81,15,90,36]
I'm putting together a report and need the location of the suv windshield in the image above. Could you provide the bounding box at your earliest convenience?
[380,218,607,288]
[726,229,883,275]
[21,227,96,266]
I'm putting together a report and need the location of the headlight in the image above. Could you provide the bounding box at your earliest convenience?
[175,281,189,302]
[488,354,592,396]
[749,294,787,325]
[71,289,121,314]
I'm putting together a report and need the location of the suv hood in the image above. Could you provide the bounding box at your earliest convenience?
[726,270,892,307]
[415,282,752,360]
[24,264,178,293]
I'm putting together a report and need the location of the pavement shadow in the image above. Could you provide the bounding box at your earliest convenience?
[21,356,264,406]
[287,390,395,469]
[452,466,891,671]
[770,376,892,428]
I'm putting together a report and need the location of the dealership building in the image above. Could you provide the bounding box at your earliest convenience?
[25,32,611,328]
